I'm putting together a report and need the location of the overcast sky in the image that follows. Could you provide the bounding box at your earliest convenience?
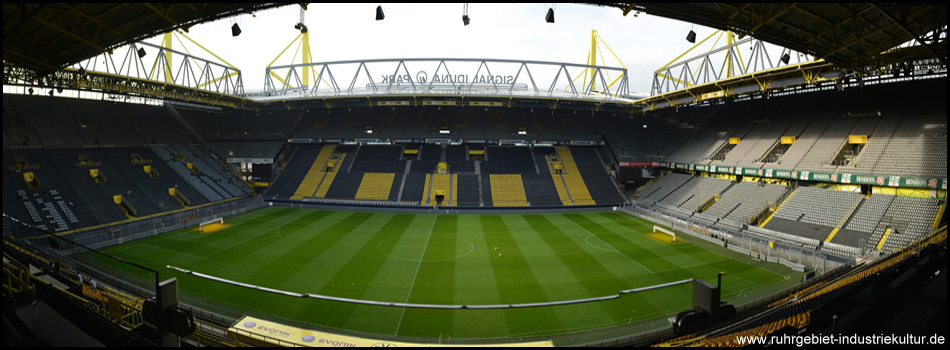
[134,3,786,95]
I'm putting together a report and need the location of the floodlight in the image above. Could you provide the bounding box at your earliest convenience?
[686,30,696,43]
[546,8,554,23]
[463,3,470,26]
[231,23,241,37]
[376,6,385,20]
[781,53,790,64]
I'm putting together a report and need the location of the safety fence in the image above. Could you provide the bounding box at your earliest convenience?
[619,201,854,275]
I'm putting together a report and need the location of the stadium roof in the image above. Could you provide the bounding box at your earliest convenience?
[598,3,947,72]
[3,3,946,86]
[3,3,288,78]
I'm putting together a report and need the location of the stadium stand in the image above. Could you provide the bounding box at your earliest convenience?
[102,148,209,208]
[483,146,537,174]
[871,116,947,178]
[521,174,562,207]
[719,121,790,167]
[446,145,467,162]
[489,174,527,207]
[777,117,857,172]
[175,105,300,141]
[291,145,336,200]
[656,112,947,181]
[843,194,895,234]
[421,173,457,207]
[456,174,481,206]
[4,146,229,229]
[758,120,810,164]
[636,172,694,204]
[869,196,943,252]
[349,145,406,173]
[847,118,899,174]
[387,173,405,202]
[658,176,733,210]
[323,167,361,199]
[704,181,789,224]
[266,144,317,199]
[770,119,829,169]
[554,147,595,205]
[175,146,249,196]
[480,174,494,207]
[355,173,396,201]
[314,154,345,198]
[600,112,702,162]
[765,187,865,241]
[399,173,426,204]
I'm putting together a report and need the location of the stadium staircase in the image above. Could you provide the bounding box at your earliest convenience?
[547,159,573,205]
[554,147,596,205]
[821,195,865,243]
[168,188,191,207]
[313,154,345,198]
[421,173,457,207]
[291,145,336,200]
[113,194,137,218]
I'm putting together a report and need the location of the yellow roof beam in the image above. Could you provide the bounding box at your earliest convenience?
[570,30,627,92]
[176,30,239,70]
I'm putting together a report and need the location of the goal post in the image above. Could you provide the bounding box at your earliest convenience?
[653,225,676,242]
[198,217,224,232]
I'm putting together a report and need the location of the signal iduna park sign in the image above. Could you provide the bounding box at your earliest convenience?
[382,71,515,85]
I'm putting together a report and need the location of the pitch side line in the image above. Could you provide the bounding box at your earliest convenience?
[165,265,694,309]
[394,214,438,336]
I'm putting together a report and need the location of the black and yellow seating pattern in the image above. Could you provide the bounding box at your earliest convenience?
[291,145,336,200]
[421,173,457,206]
[556,147,595,205]
[490,174,527,207]
[355,173,395,200]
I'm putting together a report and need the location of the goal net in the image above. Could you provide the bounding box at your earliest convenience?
[653,225,676,242]
[198,217,224,232]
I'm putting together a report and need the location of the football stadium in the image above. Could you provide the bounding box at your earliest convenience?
[3,3,946,347]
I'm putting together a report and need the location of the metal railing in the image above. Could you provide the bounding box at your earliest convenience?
[37,197,264,251]
[619,201,851,274]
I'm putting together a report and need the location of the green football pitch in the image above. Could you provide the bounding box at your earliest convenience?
[91,207,800,341]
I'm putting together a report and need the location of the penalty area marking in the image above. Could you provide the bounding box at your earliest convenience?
[584,234,616,252]
[574,225,655,274]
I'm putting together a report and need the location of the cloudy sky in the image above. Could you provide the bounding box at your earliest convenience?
[134,3,785,95]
